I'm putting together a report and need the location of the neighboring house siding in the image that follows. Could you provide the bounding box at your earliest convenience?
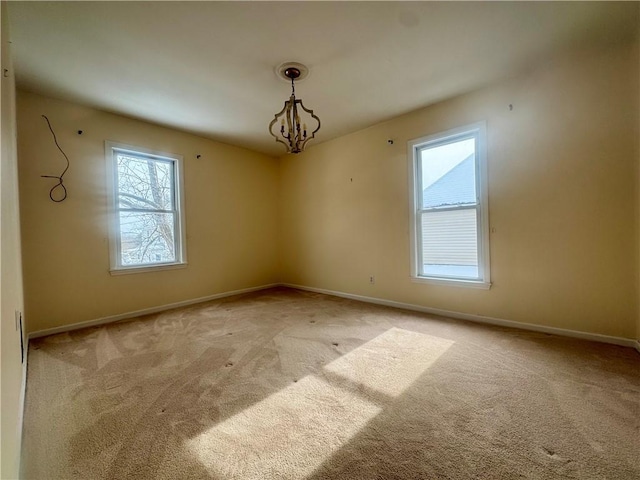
[422,154,477,266]
[422,209,478,265]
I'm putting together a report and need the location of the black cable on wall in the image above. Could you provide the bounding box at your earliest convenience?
[40,115,69,202]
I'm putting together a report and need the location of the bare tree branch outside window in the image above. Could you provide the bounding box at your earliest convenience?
[116,153,177,265]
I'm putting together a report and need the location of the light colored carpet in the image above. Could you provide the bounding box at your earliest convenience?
[22,287,640,479]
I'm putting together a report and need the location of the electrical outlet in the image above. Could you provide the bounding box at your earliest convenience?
[369,275,375,284]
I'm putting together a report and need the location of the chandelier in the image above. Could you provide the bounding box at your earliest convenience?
[269,63,320,154]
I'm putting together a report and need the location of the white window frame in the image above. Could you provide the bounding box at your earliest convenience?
[408,122,491,289]
[105,141,187,275]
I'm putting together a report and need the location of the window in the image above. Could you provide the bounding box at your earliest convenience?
[408,123,490,288]
[106,142,186,274]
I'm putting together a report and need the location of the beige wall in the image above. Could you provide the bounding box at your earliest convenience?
[637,35,640,346]
[280,42,640,340]
[1,2,26,478]
[17,92,279,333]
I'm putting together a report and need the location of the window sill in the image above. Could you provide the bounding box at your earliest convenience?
[110,262,188,276]
[411,275,491,289]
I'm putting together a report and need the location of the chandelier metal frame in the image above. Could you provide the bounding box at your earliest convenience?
[269,65,320,154]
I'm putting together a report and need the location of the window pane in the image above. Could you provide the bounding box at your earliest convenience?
[421,138,476,208]
[119,211,176,265]
[421,209,478,279]
[117,153,174,210]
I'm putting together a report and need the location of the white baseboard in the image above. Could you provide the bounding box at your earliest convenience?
[282,283,638,349]
[26,281,639,352]
[28,283,280,339]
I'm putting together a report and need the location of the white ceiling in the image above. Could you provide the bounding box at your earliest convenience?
[7,1,639,157]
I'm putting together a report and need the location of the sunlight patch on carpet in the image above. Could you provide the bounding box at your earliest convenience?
[186,328,452,479]
[324,327,454,397]
[186,375,381,479]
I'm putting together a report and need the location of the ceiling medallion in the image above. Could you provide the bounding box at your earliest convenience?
[268,62,320,154]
